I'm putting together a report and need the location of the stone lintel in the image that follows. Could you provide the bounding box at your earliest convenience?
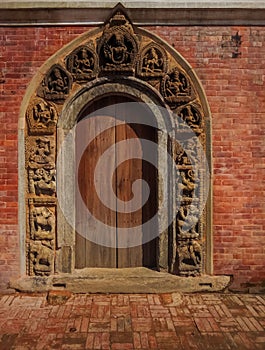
[0,6,265,26]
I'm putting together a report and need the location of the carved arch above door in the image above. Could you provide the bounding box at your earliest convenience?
[20,5,212,278]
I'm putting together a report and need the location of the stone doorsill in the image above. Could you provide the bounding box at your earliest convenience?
[10,268,231,293]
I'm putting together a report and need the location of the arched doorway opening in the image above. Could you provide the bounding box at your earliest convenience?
[75,94,158,269]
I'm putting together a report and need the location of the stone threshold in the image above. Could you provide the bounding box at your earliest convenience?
[10,268,231,293]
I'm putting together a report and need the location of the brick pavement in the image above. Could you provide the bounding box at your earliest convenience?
[0,292,264,349]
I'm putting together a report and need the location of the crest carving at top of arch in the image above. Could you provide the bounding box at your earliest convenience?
[97,11,138,74]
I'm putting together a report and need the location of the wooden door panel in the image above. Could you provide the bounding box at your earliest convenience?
[76,114,117,268]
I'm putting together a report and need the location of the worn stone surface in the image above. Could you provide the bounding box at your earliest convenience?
[10,267,231,293]
[0,292,264,350]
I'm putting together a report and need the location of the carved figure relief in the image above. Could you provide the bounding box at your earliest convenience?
[177,239,202,275]
[138,44,167,77]
[38,65,72,102]
[161,68,192,108]
[26,98,57,134]
[28,199,56,276]
[98,11,137,73]
[30,206,55,242]
[177,104,203,135]
[175,139,198,167]
[29,241,54,276]
[178,169,197,200]
[27,137,55,170]
[177,203,200,239]
[66,45,97,81]
[29,168,56,196]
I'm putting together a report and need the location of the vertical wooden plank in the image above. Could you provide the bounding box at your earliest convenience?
[116,121,143,267]
[140,123,158,268]
[75,104,117,268]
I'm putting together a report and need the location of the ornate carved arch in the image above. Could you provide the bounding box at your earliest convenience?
[19,7,212,278]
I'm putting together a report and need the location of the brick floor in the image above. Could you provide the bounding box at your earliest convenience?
[0,293,264,349]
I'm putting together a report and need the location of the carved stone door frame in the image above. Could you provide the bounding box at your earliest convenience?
[56,78,175,273]
[19,7,213,279]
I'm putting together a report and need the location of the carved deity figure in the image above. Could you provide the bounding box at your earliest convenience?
[47,68,69,95]
[142,47,163,73]
[180,105,202,135]
[73,48,94,74]
[103,32,131,66]
[177,204,199,238]
[29,241,53,276]
[165,70,189,97]
[28,137,54,169]
[29,168,56,196]
[32,101,56,128]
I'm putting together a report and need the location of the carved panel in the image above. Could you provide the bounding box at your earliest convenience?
[97,11,138,74]
[27,199,56,276]
[176,103,203,136]
[26,136,55,170]
[137,43,167,78]
[161,68,193,108]
[177,239,202,276]
[28,168,56,196]
[26,98,57,135]
[66,44,98,82]
[37,64,72,103]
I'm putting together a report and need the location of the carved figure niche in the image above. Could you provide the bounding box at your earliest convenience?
[97,11,138,74]
[66,44,98,82]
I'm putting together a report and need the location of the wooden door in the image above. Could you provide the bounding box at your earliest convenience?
[75,96,157,268]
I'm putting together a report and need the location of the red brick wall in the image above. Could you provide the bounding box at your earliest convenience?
[0,26,264,291]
